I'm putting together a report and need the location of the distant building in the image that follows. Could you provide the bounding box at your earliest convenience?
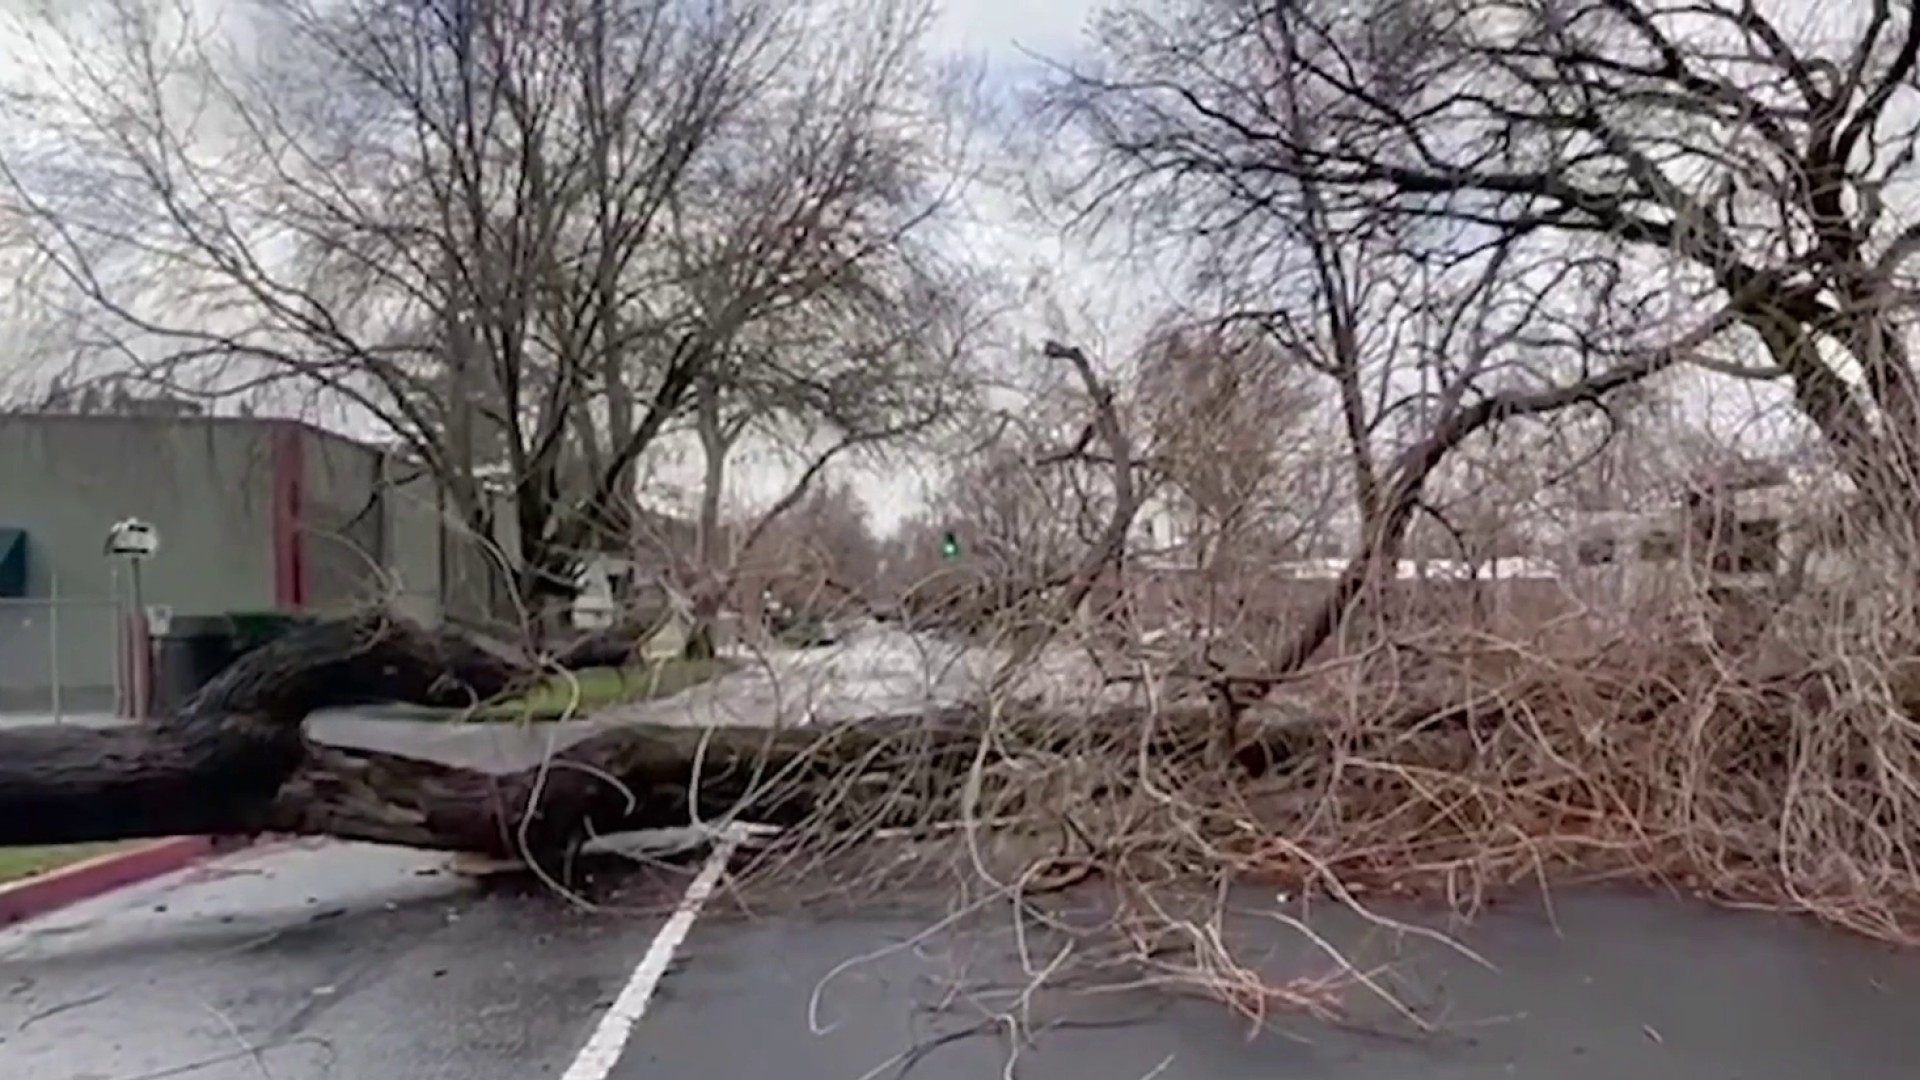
[0,413,508,713]
[1556,459,1809,584]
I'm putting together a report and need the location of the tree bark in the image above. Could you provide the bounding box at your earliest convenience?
[0,611,1242,866]
[0,613,684,852]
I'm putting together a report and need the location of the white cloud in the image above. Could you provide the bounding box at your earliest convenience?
[931,0,1096,65]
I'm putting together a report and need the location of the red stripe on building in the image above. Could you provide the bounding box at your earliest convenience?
[270,423,306,609]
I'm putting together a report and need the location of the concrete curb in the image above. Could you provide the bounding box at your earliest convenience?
[0,836,247,928]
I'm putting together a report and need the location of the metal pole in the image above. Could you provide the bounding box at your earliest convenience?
[130,557,146,719]
[109,562,124,716]
[48,568,61,722]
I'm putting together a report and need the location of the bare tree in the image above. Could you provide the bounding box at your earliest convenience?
[890,436,1091,629]
[783,480,885,592]
[869,325,1147,650]
[1069,0,1920,545]
[674,253,984,654]
[0,0,960,629]
[1136,320,1320,561]
[1040,0,1747,694]
[733,477,884,632]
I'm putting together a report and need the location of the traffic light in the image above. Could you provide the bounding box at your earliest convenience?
[940,530,960,560]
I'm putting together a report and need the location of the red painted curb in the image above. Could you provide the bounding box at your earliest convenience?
[0,836,247,928]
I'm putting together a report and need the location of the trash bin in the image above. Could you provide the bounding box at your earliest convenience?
[151,614,239,715]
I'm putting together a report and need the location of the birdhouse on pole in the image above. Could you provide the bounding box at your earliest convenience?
[105,518,160,560]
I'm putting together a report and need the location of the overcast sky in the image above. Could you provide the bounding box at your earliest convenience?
[1,0,1846,538]
[700,0,1113,535]
[935,0,1094,66]
[0,0,1116,538]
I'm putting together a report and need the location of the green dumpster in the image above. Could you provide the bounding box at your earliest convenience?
[152,615,240,714]
[227,610,312,653]
[152,610,312,714]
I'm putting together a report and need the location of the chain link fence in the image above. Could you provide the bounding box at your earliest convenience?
[0,594,128,719]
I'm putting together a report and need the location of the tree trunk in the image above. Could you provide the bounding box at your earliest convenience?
[0,615,530,845]
[695,373,729,570]
[0,610,1246,867]
[681,602,719,660]
[687,373,732,661]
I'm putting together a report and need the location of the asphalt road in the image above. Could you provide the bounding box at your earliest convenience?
[0,841,683,1080]
[9,837,1920,1080]
[631,883,1920,1080]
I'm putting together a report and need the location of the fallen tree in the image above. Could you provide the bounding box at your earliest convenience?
[0,610,1251,873]
[0,343,1163,879]
[14,587,1920,1016]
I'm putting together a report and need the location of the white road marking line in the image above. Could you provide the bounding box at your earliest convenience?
[560,828,742,1080]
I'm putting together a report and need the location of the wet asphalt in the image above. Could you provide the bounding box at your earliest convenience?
[0,841,677,1080]
[646,886,1920,1080]
[7,837,1920,1079]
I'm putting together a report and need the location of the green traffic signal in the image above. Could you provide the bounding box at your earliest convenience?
[940,531,960,559]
